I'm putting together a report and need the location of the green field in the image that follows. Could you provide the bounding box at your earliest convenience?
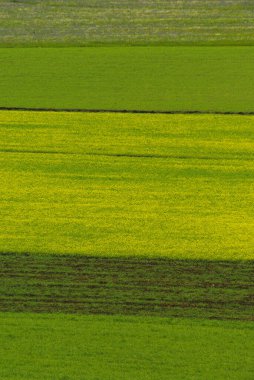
[1,46,254,112]
[1,0,254,47]
[1,312,253,380]
[1,2,254,377]
[1,111,254,259]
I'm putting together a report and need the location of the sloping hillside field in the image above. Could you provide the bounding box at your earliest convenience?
[1,47,254,112]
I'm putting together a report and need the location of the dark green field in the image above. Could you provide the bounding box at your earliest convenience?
[1,253,253,320]
[1,47,254,112]
[1,0,254,47]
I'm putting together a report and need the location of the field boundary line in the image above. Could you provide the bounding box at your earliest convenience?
[1,107,254,116]
[1,148,252,162]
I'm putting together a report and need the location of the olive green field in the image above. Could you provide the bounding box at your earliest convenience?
[1,312,253,380]
[1,46,254,113]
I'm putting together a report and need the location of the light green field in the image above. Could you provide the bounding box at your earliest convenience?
[1,312,253,380]
[1,0,254,47]
[1,47,254,112]
[1,110,253,259]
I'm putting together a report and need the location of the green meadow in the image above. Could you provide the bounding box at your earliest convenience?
[1,46,254,112]
[1,111,254,259]
[1,312,253,380]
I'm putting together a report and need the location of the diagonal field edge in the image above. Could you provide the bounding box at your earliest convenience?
[1,107,254,116]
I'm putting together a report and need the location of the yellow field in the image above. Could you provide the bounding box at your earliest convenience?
[0,111,253,259]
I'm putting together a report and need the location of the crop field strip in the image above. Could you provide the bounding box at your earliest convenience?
[1,111,254,259]
[1,253,253,321]
[1,0,254,46]
[1,313,253,380]
[2,47,254,113]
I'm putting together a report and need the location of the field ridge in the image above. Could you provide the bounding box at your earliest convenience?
[1,106,254,116]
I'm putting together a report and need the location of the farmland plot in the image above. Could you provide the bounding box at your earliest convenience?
[1,47,254,112]
[1,1,254,378]
[1,0,254,46]
[1,252,253,320]
[0,111,253,260]
[1,312,253,380]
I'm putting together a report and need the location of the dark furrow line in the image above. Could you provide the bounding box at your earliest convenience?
[0,149,249,161]
[0,149,75,156]
[1,106,254,116]
[1,252,253,321]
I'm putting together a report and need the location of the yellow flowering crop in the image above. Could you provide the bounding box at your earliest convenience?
[0,111,253,260]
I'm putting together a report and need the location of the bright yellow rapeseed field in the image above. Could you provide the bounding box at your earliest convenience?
[0,111,253,259]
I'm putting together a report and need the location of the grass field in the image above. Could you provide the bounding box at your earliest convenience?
[1,0,254,47]
[1,312,253,380]
[1,46,254,112]
[1,111,254,259]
